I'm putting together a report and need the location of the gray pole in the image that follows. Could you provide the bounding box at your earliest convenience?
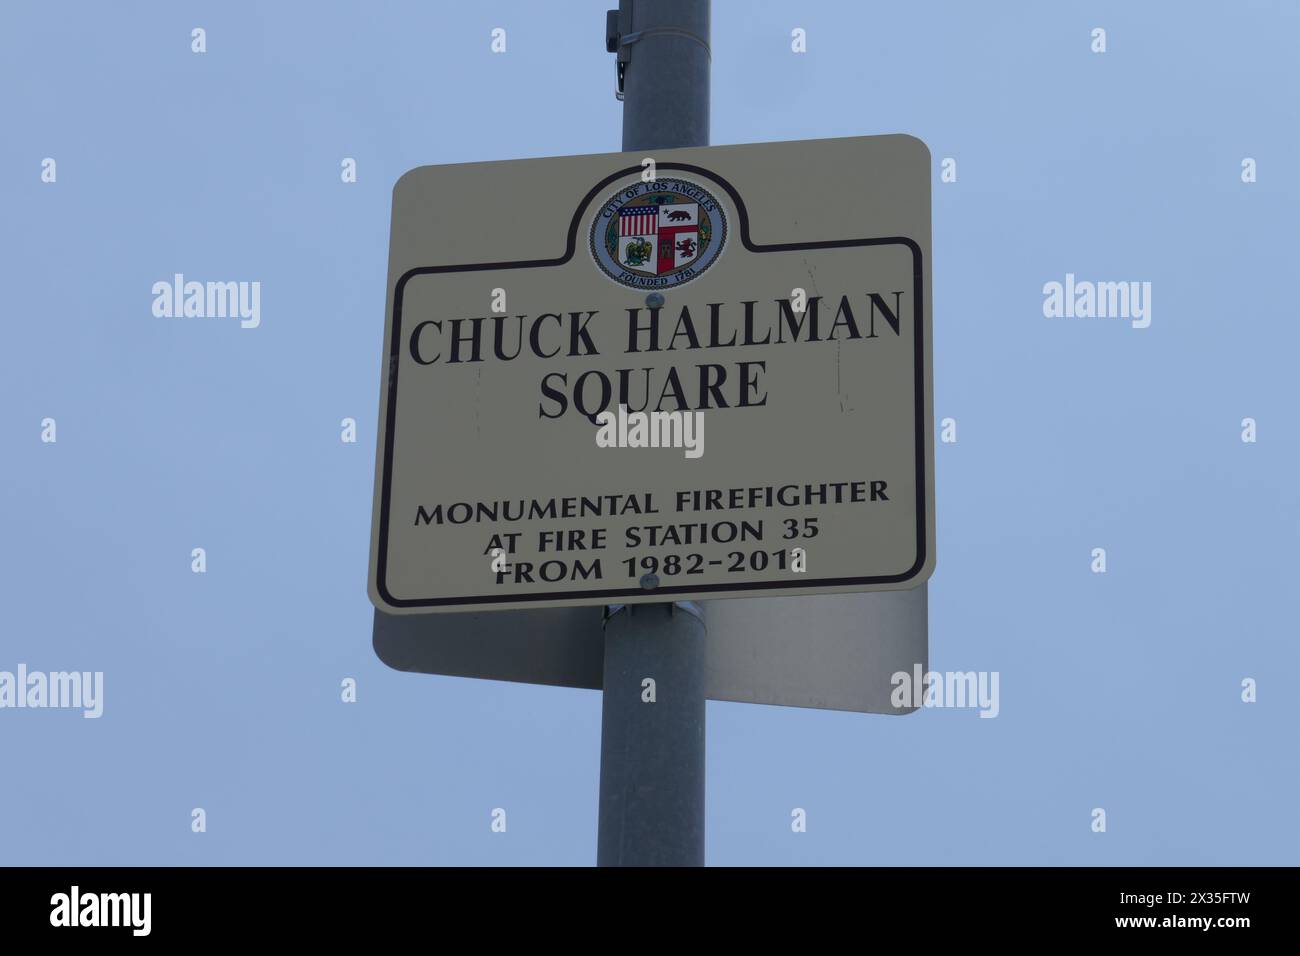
[599,0,710,867]
[598,602,706,866]
[611,0,710,151]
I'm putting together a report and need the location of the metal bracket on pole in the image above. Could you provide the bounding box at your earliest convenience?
[603,601,704,625]
[605,1,632,100]
[607,0,712,102]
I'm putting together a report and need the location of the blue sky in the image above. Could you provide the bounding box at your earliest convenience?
[1,0,1296,865]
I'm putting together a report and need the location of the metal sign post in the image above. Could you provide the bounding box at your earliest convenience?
[368,0,935,869]
[598,0,710,868]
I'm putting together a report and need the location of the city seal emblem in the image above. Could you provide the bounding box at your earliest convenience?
[589,177,728,290]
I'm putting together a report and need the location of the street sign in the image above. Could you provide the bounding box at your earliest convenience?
[369,134,933,614]
[373,583,927,715]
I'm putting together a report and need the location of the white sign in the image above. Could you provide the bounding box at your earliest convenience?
[369,135,934,613]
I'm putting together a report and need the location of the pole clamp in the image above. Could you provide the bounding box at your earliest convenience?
[606,2,712,101]
[604,602,705,627]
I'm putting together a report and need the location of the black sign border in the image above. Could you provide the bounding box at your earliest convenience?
[376,162,927,609]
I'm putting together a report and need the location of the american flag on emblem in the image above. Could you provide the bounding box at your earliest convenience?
[619,205,658,236]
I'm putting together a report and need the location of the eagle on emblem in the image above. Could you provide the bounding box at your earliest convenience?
[623,238,653,267]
